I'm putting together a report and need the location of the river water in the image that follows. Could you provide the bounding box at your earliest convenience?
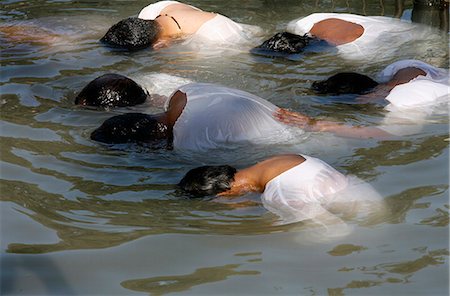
[1,0,449,295]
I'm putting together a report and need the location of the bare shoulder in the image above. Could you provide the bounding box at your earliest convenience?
[391,67,427,86]
[263,154,306,164]
[253,154,306,186]
[310,18,364,45]
[166,90,187,126]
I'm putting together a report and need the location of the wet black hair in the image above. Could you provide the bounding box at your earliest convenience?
[178,165,237,197]
[253,32,324,54]
[312,72,379,95]
[90,113,168,144]
[100,17,161,50]
[75,74,148,108]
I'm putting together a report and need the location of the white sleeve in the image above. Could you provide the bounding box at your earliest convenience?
[385,79,449,109]
[286,13,337,35]
[378,59,449,83]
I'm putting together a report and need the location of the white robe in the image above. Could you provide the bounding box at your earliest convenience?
[377,60,450,136]
[261,155,384,225]
[168,83,296,151]
[287,13,424,60]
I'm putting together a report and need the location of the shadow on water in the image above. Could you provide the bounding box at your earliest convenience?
[1,255,76,295]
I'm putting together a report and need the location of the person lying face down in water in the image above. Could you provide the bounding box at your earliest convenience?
[76,70,434,151]
[179,154,384,226]
[279,59,449,137]
[253,13,423,57]
[75,73,150,107]
[101,0,256,50]
[76,75,296,151]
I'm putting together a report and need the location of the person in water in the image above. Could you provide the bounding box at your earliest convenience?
[75,73,150,108]
[101,0,258,50]
[84,80,296,151]
[253,13,424,58]
[283,59,449,136]
[178,154,384,226]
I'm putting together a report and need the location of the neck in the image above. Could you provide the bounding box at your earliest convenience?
[151,112,172,137]
[155,16,182,38]
[223,169,263,196]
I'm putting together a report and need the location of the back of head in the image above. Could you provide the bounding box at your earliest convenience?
[100,17,160,50]
[253,32,321,54]
[312,72,379,95]
[75,74,148,107]
[90,113,168,144]
[178,165,237,197]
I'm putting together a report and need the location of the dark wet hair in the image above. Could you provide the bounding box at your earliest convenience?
[312,72,379,95]
[178,165,237,196]
[253,32,323,54]
[90,113,168,144]
[100,17,161,50]
[75,74,148,107]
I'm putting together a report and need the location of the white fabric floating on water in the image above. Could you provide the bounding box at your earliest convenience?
[171,83,297,151]
[287,13,438,60]
[261,154,385,226]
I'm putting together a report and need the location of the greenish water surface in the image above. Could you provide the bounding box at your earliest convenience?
[1,0,449,295]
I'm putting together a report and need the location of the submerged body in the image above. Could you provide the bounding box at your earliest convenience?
[287,13,420,59]
[170,83,294,150]
[89,82,296,151]
[179,154,384,226]
[278,60,449,138]
[254,12,433,59]
[101,0,258,50]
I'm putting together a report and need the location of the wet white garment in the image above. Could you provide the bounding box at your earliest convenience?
[286,13,417,59]
[168,83,296,151]
[138,1,199,20]
[378,59,449,84]
[261,155,383,225]
[138,1,256,44]
[380,60,449,109]
[194,14,254,44]
[377,60,450,136]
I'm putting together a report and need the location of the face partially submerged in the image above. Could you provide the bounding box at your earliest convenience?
[253,32,327,54]
[90,113,168,145]
[312,72,379,95]
[100,17,161,51]
[75,73,148,108]
[178,165,237,197]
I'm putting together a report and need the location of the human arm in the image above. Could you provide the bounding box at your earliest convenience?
[275,108,392,139]
[0,25,61,45]
[165,90,187,127]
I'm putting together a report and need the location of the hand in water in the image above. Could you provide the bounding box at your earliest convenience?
[274,108,313,129]
[0,25,60,45]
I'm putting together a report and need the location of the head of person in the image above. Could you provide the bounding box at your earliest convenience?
[100,17,161,50]
[312,72,379,95]
[253,32,322,54]
[178,165,237,197]
[90,113,168,145]
[75,74,148,108]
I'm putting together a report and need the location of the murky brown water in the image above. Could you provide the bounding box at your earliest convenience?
[1,0,449,295]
